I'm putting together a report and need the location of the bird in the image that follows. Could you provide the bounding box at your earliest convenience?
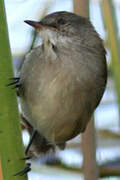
[11,11,107,159]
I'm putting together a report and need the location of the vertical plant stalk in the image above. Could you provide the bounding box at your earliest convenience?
[82,121,98,180]
[101,0,120,122]
[73,0,98,180]
[73,0,89,17]
[0,158,3,180]
[0,1,28,180]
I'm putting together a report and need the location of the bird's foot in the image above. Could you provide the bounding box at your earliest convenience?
[21,155,32,160]
[7,77,20,89]
[14,163,31,176]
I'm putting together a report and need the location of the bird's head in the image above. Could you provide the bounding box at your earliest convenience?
[25,11,93,47]
[25,11,103,56]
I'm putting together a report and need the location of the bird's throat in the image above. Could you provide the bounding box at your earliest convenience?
[42,40,57,61]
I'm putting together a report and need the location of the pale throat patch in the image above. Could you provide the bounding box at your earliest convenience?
[39,29,58,46]
[39,29,58,60]
[39,29,71,61]
[39,29,70,47]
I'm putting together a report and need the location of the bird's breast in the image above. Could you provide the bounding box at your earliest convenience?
[19,58,85,143]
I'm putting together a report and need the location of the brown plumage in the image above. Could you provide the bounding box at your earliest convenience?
[18,11,107,156]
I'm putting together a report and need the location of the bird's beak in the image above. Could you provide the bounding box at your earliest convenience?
[24,20,57,30]
[24,20,43,30]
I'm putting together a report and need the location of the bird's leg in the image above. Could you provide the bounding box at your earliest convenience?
[21,115,37,159]
[20,129,38,161]
[25,129,37,155]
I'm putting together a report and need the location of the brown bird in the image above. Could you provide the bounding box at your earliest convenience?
[15,11,107,158]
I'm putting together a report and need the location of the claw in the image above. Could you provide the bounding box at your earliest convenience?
[21,156,32,160]
[7,77,20,89]
[14,163,31,176]
[12,84,21,89]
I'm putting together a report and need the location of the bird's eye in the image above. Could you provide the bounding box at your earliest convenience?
[57,18,65,25]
